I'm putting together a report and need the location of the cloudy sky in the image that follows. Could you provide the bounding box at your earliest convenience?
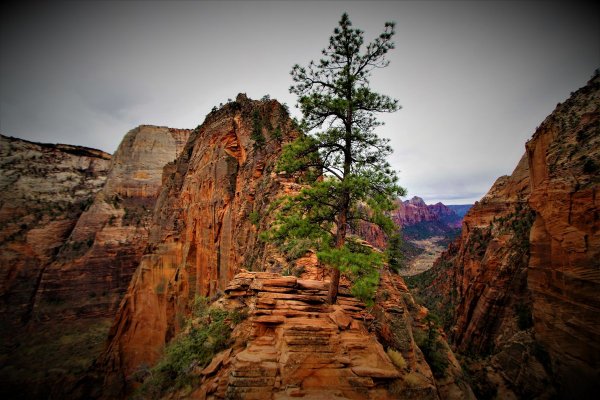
[1,1,598,204]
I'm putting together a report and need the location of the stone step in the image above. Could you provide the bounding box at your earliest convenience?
[229,376,277,387]
[257,292,326,304]
[252,335,276,346]
[226,385,277,400]
[230,361,278,380]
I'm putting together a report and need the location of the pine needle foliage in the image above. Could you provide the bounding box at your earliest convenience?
[266,13,406,304]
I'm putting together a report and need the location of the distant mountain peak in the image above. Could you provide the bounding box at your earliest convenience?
[407,196,426,206]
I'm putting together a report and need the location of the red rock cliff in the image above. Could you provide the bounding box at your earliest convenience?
[99,95,300,396]
[0,135,111,328]
[0,136,112,398]
[451,153,532,355]
[415,73,599,398]
[525,73,600,397]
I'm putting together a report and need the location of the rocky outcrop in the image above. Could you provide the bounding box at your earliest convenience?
[525,73,600,397]
[413,72,599,398]
[451,153,532,355]
[99,95,301,396]
[141,270,473,400]
[0,135,111,329]
[32,125,191,321]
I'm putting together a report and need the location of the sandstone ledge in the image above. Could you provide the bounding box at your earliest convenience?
[192,270,438,399]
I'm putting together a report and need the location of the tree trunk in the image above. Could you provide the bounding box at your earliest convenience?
[327,93,352,304]
[328,267,341,305]
[328,193,348,304]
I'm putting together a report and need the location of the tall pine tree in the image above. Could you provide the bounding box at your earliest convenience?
[268,13,405,304]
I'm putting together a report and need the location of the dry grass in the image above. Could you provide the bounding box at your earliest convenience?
[387,348,407,369]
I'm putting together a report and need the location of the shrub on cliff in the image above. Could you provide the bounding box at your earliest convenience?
[134,305,240,398]
[414,313,449,378]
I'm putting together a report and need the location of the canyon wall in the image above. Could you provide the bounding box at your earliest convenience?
[0,136,111,398]
[99,95,301,396]
[0,135,111,329]
[451,153,532,355]
[525,73,600,397]
[32,125,191,321]
[415,73,599,398]
[0,127,190,399]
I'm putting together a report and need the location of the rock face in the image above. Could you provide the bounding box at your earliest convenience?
[0,127,190,399]
[416,73,599,398]
[99,95,301,396]
[148,270,473,400]
[451,153,532,355]
[525,73,600,397]
[0,135,111,329]
[32,125,191,321]
[197,271,436,399]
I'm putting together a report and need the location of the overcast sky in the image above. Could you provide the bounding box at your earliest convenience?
[1,1,598,204]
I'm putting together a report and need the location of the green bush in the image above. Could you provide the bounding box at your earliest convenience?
[414,314,449,378]
[249,211,260,226]
[252,110,266,149]
[135,307,236,398]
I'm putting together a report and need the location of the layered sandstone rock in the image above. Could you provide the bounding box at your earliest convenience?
[201,271,413,399]
[0,135,112,399]
[525,73,600,397]
[32,125,191,321]
[414,72,599,398]
[99,95,301,396]
[0,135,111,329]
[0,127,190,399]
[147,270,473,400]
[451,153,532,354]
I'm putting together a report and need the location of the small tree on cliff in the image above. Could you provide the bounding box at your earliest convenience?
[268,13,405,304]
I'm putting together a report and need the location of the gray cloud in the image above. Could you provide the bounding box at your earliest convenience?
[1,1,598,204]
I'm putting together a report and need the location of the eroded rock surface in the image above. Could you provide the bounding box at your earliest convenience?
[0,135,112,398]
[32,125,191,321]
[99,95,301,396]
[415,73,599,398]
[0,135,111,328]
[0,127,190,399]
[174,271,473,400]
[526,73,600,397]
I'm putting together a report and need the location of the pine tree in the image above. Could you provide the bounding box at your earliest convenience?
[268,13,406,304]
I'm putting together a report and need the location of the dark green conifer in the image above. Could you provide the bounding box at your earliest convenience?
[268,13,405,304]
